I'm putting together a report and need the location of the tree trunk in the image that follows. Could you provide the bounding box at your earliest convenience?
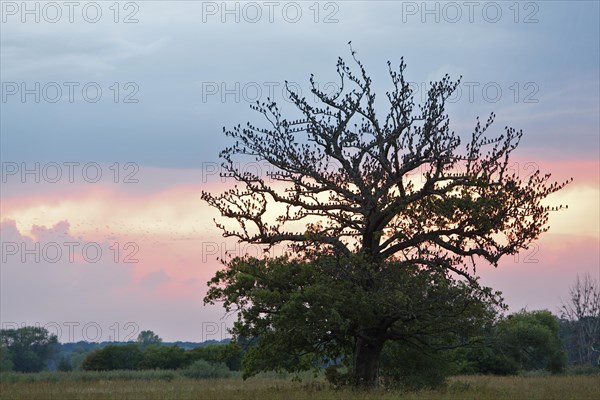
[352,336,384,388]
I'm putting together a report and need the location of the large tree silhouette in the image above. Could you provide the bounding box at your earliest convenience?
[202,49,571,387]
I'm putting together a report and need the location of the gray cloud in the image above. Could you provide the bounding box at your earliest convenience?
[2,1,598,168]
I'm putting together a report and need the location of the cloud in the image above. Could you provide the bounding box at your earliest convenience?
[0,213,224,342]
[1,1,598,341]
[2,9,168,78]
[1,168,597,340]
[0,218,135,322]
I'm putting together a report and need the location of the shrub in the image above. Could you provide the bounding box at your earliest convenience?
[140,345,187,370]
[81,344,142,371]
[185,343,242,371]
[324,365,350,387]
[453,310,568,375]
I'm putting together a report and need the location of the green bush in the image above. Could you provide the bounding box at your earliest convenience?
[453,310,567,375]
[324,365,350,387]
[497,310,567,373]
[181,360,232,379]
[81,344,142,371]
[454,343,520,375]
[140,345,187,370]
[185,343,242,371]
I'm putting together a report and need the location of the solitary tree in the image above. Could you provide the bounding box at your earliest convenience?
[202,49,571,387]
[136,330,162,349]
[560,273,600,366]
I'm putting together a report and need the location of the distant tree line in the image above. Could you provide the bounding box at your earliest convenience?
[1,311,593,378]
[1,275,597,384]
[80,340,242,372]
[0,328,241,373]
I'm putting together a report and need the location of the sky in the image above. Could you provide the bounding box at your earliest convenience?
[1,1,599,343]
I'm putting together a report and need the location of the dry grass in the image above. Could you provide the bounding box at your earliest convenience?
[1,374,599,400]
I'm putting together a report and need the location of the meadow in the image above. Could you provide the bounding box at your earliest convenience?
[1,371,599,400]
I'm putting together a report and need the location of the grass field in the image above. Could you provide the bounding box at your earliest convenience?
[1,373,599,400]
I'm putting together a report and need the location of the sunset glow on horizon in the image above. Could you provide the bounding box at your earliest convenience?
[2,157,598,341]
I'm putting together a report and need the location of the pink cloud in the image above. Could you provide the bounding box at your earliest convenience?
[1,160,597,341]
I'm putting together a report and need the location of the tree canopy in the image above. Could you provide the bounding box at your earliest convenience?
[202,49,571,388]
[137,330,163,349]
[457,309,567,375]
[206,254,502,386]
[0,326,59,372]
[81,344,143,371]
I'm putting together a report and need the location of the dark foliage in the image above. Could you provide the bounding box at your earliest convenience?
[81,344,142,371]
[0,327,59,372]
